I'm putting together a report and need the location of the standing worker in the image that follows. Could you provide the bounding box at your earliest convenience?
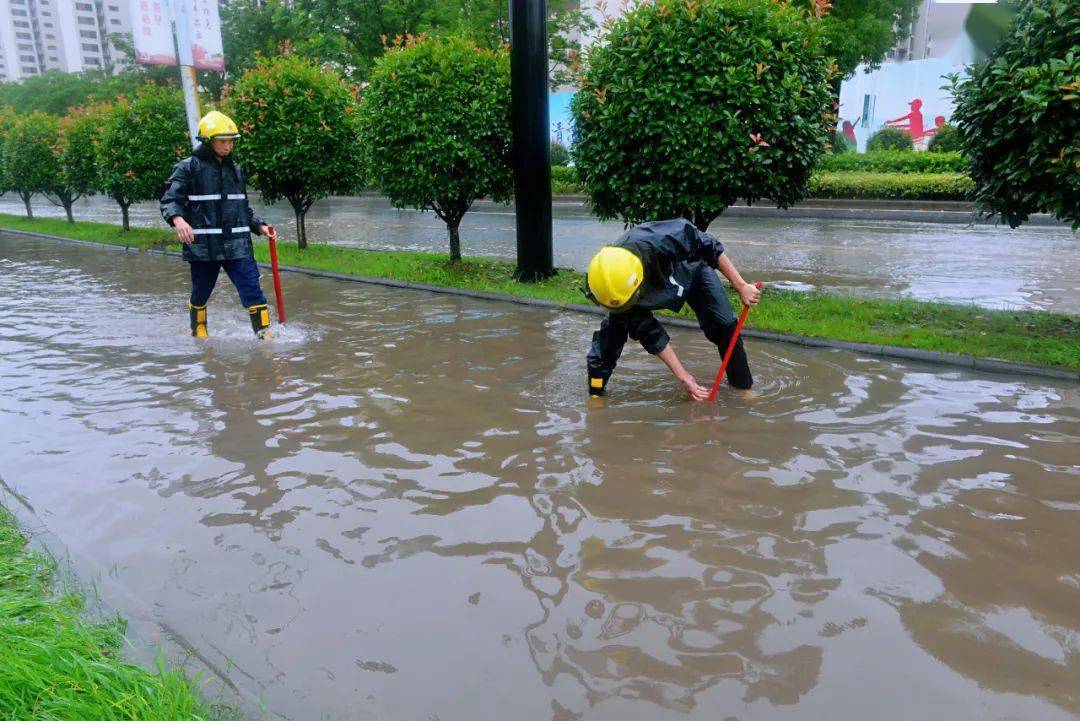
[160,110,273,339]
[584,218,761,400]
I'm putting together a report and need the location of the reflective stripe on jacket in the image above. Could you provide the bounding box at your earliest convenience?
[160,143,264,262]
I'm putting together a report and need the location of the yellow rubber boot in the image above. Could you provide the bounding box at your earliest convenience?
[189,302,208,338]
[247,303,272,339]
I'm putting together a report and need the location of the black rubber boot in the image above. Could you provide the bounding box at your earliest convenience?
[247,303,271,339]
[189,302,208,338]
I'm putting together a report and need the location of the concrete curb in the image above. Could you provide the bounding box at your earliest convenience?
[4,227,1077,383]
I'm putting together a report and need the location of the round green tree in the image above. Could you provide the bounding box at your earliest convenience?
[0,106,16,196]
[2,111,64,219]
[571,0,834,230]
[550,140,571,166]
[950,0,1078,228]
[832,131,856,154]
[927,124,961,153]
[58,103,110,220]
[225,54,364,249]
[98,85,189,230]
[359,36,512,263]
[866,126,913,152]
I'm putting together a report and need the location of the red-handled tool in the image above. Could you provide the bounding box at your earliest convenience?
[267,225,286,324]
[706,281,763,403]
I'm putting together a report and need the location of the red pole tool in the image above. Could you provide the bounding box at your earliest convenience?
[706,281,763,403]
[267,225,286,324]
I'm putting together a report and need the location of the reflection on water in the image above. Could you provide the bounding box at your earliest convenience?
[0,233,1077,721]
[1,192,1077,313]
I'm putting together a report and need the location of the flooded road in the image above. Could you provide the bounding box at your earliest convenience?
[2,193,1077,313]
[1,233,1078,721]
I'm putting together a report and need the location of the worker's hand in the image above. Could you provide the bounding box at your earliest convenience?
[172,216,194,245]
[680,374,709,402]
[259,224,271,237]
[738,281,761,308]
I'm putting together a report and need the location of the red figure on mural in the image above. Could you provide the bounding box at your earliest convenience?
[885,99,926,142]
[924,115,948,139]
[841,116,861,146]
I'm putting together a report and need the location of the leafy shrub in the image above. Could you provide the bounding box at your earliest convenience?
[1,111,62,218]
[550,165,580,194]
[927,124,962,153]
[831,132,856,154]
[225,54,364,248]
[571,0,834,230]
[97,85,188,230]
[360,36,512,263]
[550,141,570,166]
[949,0,1078,227]
[866,126,914,152]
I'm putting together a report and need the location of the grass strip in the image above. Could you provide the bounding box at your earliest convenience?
[2,212,1077,371]
[0,505,233,720]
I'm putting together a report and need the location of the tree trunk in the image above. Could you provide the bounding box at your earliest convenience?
[21,192,33,219]
[447,220,461,264]
[64,200,75,224]
[694,209,721,232]
[120,202,130,231]
[295,208,307,250]
[288,196,310,250]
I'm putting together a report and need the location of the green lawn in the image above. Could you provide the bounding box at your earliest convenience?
[0,505,234,720]
[3,212,1077,370]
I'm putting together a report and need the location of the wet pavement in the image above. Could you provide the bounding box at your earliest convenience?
[2,193,1077,314]
[1,232,1078,720]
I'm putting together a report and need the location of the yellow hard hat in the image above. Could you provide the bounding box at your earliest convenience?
[586,246,644,311]
[197,110,240,140]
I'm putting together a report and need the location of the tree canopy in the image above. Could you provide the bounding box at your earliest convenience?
[572,0,835,230]
[950,0,1079,228]
[360,35,513,262]
[224,54,364,248]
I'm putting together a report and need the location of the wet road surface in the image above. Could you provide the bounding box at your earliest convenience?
[2,193,1077,313]
[1,233,1078,720]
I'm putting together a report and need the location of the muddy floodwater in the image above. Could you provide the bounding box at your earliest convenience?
[2,193,1078,313]
[1,233,1078,721]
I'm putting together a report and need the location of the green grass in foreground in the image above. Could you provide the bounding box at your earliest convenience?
[0,505,232,720]
[2,212,1077,370]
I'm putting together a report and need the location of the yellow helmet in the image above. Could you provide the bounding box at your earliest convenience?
[197,110,240,140]
[586,246,644,311]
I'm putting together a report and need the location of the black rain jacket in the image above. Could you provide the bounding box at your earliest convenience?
[160,142,264,262]
[586,219,725,388]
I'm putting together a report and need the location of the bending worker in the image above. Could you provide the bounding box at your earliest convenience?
[585,218,760,401]
[160,110,272,339]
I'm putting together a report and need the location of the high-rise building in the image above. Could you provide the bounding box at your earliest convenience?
[0,0,133,82]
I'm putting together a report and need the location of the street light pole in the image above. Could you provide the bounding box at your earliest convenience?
[510,0,554,281]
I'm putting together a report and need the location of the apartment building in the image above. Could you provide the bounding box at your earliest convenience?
[0,0,133,82]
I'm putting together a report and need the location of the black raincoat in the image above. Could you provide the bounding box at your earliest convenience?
[160,143,264,262]
[586,218,752,394]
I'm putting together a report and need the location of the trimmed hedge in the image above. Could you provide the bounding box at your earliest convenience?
[809,172,973,200]
[550,166,973,201]
[819,151,965,174]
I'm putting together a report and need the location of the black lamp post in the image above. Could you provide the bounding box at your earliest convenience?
[510,0,555,281]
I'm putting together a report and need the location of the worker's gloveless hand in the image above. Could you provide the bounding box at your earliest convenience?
[681,375,709,402]
[738,282,761,307]
[172,216,194,245]
[259,224,271,237]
